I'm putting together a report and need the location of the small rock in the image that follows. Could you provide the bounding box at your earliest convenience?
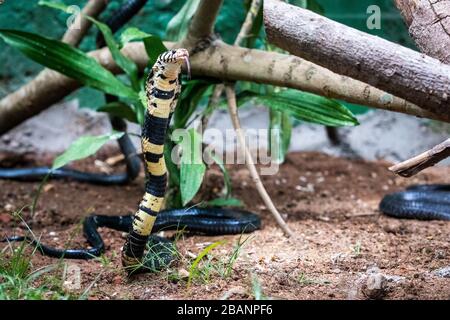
[44,184,55,193]
[362,272,387,300]
[4,203,15,212]
[113,275,122,285]
[178,268,190,279]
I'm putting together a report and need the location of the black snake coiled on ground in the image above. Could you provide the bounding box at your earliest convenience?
[379,185,450,221]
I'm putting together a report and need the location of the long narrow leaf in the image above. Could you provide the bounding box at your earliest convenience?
[86,17,140,91]
[239,89,358,127]
[269,110,292,164]
[0,29,138,101]
[179,129,206,206]
[165,0,201,41]
[120,27,167,66]
[97,102,138,123]
[39,0,141,92]
[187,241,225,288]
[52,132,124,170]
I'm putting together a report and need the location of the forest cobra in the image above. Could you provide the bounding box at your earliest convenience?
[2,49,261,273]
[1,0,260,274]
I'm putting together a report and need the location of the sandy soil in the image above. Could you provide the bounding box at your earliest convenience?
[0,151,449,300]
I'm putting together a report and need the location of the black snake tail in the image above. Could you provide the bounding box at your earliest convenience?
[96,0,149,48]
[121,49,187,271]
[1,209,260,263]
[0,116,140,185]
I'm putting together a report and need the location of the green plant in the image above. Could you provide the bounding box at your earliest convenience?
[251,273,268,300]
[0,218,72,300]
[351,241,362,256]
[185,234,252,287]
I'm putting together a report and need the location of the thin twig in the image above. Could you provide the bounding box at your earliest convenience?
[234,0,262,47]
[389,138,450,177]
[225,84,294,238]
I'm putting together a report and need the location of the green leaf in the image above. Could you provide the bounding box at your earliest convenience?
[97,102,138,123]
[85,17,140,91]
[174,79,215,129]
[52,132,124,170]
[120,27,167,66]
[0,29,138,101]
[40,0,141,92]
[120,27,151,46]
[179,129,206,206]
[38,0,70,12]
[205,197,243,208]
[137,90,147,125]
[269,110,292,164]
[239,89,359,127]
[209,152,232,198]
[165,0,201,41]
[143,35,168,66]
[165,140,180,187]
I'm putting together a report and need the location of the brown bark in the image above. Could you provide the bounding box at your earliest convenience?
[264,0,450,117]
[62,0,108,47]
[389,138,450,177]
[395,0,450,64]
[179,0,224,49]
[0,40,444,134]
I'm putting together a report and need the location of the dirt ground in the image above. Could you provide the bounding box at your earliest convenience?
[0,150,449,300]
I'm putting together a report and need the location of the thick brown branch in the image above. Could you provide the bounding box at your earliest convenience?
[1,40,444,134]
[180,0,223,48]
[395,0,450,64]
[389,139,450,177]
[264,0,450,117]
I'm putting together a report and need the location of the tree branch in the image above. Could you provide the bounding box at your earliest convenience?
[180,0,224,48]
[225,84,294,237]
[389,138,450,177]
[61,0,108,46]
[395,0,450,64]
[201,0,263,130]
[387,0,450,175]
[264,0,450,117]
[1,40,444,134]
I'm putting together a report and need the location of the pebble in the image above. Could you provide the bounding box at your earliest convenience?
[178,268,190,279]
[361,268,388,300]
[4,203,15,212]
